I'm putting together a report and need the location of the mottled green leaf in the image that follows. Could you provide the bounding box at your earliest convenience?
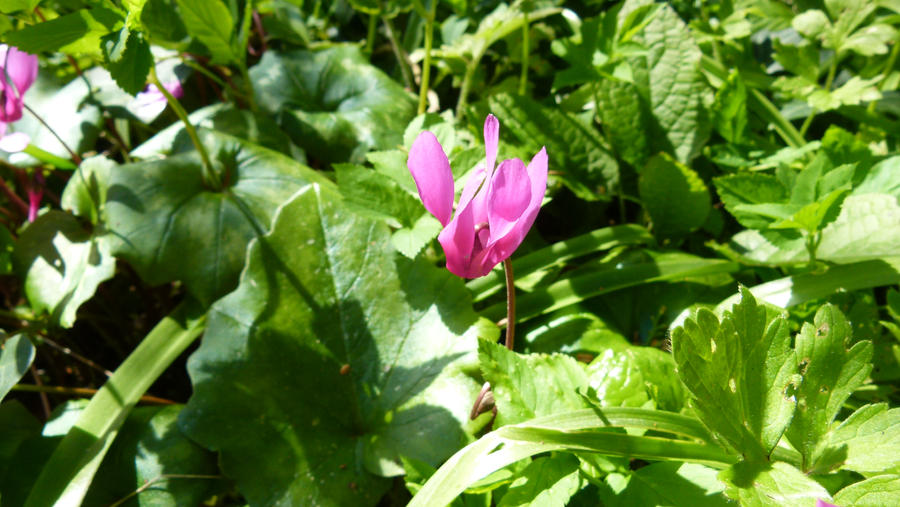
[671,287,796,460]
[180,185,488,506]
[786,305,873,471]
[595,78,650,167]
[639,153,711,238]
[252,46,416,164]
[106,132,331,306]
[61,156,116,226]
[480,340,589,427]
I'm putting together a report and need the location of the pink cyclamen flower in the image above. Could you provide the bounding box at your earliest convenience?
[408,114,548,278]
[0,45,38,148]
[816,501,838,507]
[133,80,184,118]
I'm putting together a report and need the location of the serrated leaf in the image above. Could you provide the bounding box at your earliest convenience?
[176,0,238,64]
[671,287,796,460]
[808,77,881,112]
[786,305,873,470]
[834,475,900,506]
[639,153,711,238]
[720,461,831,506]
[335,163,424,229]
[824,404,900,476]
[712,71,748,144]
[602,462,729,507]
[629,2,711,163]
[392,214,442,259]
[180,185,487,506]
[595,77,650,167]
[486,93,619,201]
[105,132,331,306]
[251,46,416,164]
[101,28,152,95]
[3,8,123,56]
[714,173,789,229]
[13,211,115,328]
[0,333,35,402]
[496,454,580,507]
[479,340,589,427]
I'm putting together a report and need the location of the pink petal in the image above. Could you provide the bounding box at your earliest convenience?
[485,147,548,265]
[483,114,499,175]
[457,168,488,225]
[438,198,476,278]
[408,131,454,226]
[27,187,41,222]
[0,131,30,152]
[0,88,22,122]
[1,45,38,97]
[486,158,531,243]
[164,80,184,99]
[815,501,838,507]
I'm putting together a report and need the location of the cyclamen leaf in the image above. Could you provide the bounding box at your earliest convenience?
[0,333,36,402]
[671,287,797,460]
[479,340,589,427]
[180,185,487,506]
[785,304,873,470]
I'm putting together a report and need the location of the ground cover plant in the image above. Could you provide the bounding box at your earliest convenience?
[0,0,899,505]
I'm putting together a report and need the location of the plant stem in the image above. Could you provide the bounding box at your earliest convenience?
[504,258,516,350]
[456,60,478,121]
[22,103,81,165]
[148,66,218,189]
[12,384,175,404]
[519,11,529,95]
[418,1,436,114]
[366,13,378,56]
[383,16,415,90]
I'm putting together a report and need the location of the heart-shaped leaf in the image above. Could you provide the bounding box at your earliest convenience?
[179,185,489,506]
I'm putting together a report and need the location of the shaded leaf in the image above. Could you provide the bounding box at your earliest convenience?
[639,153,711,238]
[834,475,900,506]
[3,8,123,56]
[497,454,580,507]
[176,0,238,64]
[720,461,831,506]
[825,404,900,476]
[101,27,153,95]
[0,333,35,402]
[602,462,728,507]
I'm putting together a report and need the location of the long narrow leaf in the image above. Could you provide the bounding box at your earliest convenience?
[24,301,206,507]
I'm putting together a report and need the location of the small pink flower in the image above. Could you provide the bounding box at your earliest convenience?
[26,172,43,222]
[816,500,838,507]
[0,45,38,151]
[133,80,183,118]
[408,114,548,278]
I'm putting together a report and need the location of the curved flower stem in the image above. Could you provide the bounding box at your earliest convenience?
[22,103,82,165]
[418,0,437,114]
[365,13,378,56]
[504,258,516,350]
[148,65,218,189]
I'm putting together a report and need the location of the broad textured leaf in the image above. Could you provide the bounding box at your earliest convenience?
[602,462,728,507]
[3,8,122,55]
[0,333,35,402]
[176,0,238,64]
[639,153,711,238]
[105,132,331,306]
[486,93,619,201]
[586,347,680,409]
[101,27,153,95]
[714,173,789,229]
[251,46,416,164]
[13,211,115,328]
[496,454,580,507]
[720,461,831,506]
[180,185,487,506]
[726,194,900,265]
[671,287,796,460]
[834,475,900,506]
[83,405,219,506]
[335,163,424,229]
[824,404,900,476]
[595,78,650,167]
[629,2,711,163]
[855,155,900,200]
[479,340,589,427]
[786,305,873,470]
[61,156,116,226]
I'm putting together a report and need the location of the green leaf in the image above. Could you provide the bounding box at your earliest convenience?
[834,475,900,506]
[180,185,489,506]
[629,2,711,163]
[391,214,442,260]
[335,163,424,229]
[140,0,188,46]
[106,132,331,306]
[824,404,900,476]
[808,77,881,112]
[639,153,711,238]
[13,211,115,328]
[0,0,40,14]
[24,302,206,507]
[602,462,729,507]
[251,45,417,164]
[855,155,900,200]
[720,461,831,506]
[479,341,589,427]
[712,71,748,144]
[485,93,619,201]
[0,226,14,276]
[0,333,35,402]
[176,0,239,64]
[587,345,686,411]
[61,156,116,226]
[3,8,123,55]
[792,10,831,39]
[786,305,873,470]
[595,78,650,167]
[496,454,580,507]
[671,287,797,460]
[0,401,41,482]
[83,405,219,506]
[101,28,153,95]
[714,173,789,229]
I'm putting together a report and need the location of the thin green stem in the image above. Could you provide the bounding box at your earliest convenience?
[22,103,81,165]
[518,11,529,95]
[109,474,223,507]
[504,258,516,350]
[181,59,247,99]
[238,60,258,112]
[383,16,415,90]
[365,13,378,56]
[417,1,436,114]
[148,66,218,189]
[456,59,479,121]
[799,58,837,138]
